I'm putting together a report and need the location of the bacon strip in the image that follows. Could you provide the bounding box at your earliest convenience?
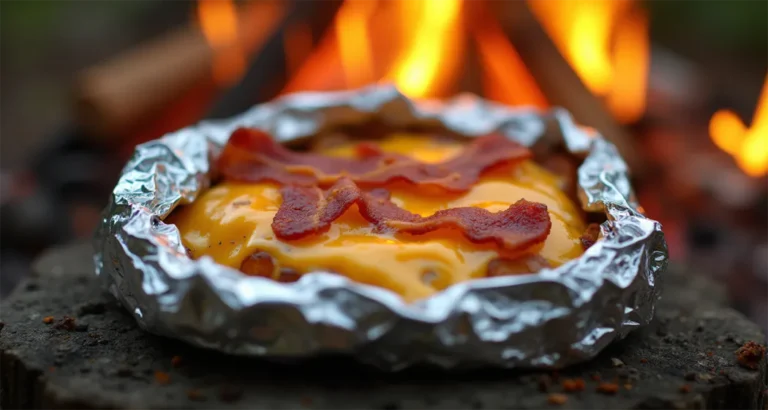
[271,179,362,239]
[272,178,551,252]
[218,128,532,192]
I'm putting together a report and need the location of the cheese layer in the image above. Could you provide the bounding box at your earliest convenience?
[167,134,585,301]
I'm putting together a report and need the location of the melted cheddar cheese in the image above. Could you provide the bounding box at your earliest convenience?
[167,134,585,301]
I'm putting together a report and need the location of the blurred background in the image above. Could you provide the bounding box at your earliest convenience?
[1,0,766,330]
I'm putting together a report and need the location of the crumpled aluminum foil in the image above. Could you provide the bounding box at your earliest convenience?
[94,85,668,370]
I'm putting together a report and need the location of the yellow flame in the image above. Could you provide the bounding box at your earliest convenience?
[709,74,768,177]
[528,0,648,123]
[282,0,464,98]
[709,110,747,156]
[606,8,649,124]
[385,0,463,98]
[197,0,246,86]
[568,4,615,93]
[336,0,377,88]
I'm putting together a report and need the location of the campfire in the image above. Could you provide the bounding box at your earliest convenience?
[2,3,768,406]
[68,0,768,329]
[279,0,650,126]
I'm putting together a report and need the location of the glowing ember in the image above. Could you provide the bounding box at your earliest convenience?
[709,75,768,177]
[528,0,649,123]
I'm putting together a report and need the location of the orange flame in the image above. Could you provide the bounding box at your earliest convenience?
[336,0,376,88]
[473,15,548,109]
[281,0,649,123]
[528,0,649,123]
[709,74,768,177]
[197,0,285,87]
[282,0,464,98]
[384,0,464,98]
[197,0,246,86]
[606,8,648,124]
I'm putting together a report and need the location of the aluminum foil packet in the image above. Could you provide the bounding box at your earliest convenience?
[94,85,668,370]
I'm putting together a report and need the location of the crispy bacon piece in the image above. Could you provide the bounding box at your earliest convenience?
[271,180,362,239]
[272,178,551,252]
[580,223,601,249]
[218,128,531,192]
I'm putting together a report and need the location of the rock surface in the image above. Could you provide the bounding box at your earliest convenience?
[1,242,766,409]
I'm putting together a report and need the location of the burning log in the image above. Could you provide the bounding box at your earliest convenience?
[73,0,286,138]
[205,0,344,119]
[74,25,214,138]
[486,0,645,174]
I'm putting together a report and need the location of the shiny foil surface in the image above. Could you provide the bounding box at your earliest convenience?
[94,85,668,370]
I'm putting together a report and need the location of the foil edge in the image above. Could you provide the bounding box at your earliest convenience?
[94,84,667,370]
